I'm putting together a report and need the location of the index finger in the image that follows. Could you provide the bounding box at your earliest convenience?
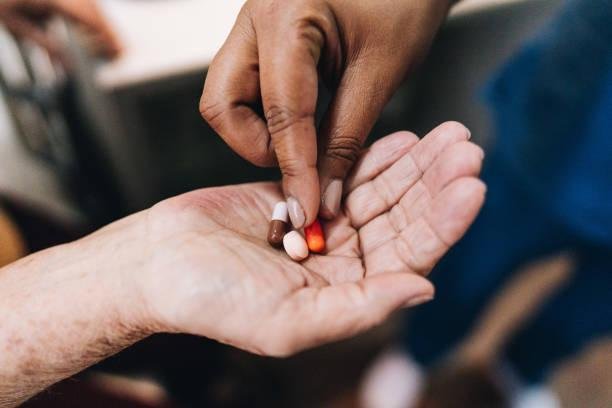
[256,14,324,228]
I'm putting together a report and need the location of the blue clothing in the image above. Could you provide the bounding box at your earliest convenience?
[490,0,612,246]
[405,0,612,382]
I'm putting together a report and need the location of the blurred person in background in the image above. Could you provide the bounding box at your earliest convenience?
[0,0,124,252]
[403,0,612,400]
[0,0,120,62]
[203,0,611,406]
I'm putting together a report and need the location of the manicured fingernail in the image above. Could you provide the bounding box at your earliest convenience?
[466,128,472,140]
[322,179,343,218]
[402,294,434,308]
[287,197,306,229]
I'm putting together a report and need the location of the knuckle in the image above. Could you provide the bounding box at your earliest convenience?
[256,0,291,22]
[250,151,276,168]
[278,156,313,179]
[245,135,276,168]
[292,16,325,48]
[199,95,226,128]
[265,105,310,136]
[325,135,362,167]
[463,146,485,173]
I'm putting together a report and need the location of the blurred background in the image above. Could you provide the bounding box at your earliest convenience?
[1,0,610,407]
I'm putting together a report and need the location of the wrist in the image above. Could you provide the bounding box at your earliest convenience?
[71,211,158,340]
[0,214,154,403]
[133,199,228,339]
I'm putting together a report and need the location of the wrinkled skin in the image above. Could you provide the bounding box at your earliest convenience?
[201,0,453,226]
[133,123,485,356]
[0,0,120,61]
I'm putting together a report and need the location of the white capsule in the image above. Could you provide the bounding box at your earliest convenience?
[271,201,289,222]
[283,231,309,261]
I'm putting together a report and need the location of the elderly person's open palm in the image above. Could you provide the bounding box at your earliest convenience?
[141,122,485,356]
[1,123,484,405]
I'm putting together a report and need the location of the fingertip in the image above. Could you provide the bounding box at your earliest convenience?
[319,178,343,220]
[475,178,488,195]
[436,121,471,141]
[287,193,320,229]
[402,293,435,308]
[426,176,487,246]
[287,196,307,229]
[283,166,320,228]
[475,143,485,161]
[303,202,320,228]
[301,187,321,228]
[460,177,488,202]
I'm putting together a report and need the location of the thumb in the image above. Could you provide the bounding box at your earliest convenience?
[283,273,435,355]
[318,65,399,219]
[258,20,324,229]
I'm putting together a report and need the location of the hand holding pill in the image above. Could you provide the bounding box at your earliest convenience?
[201,0,453,229]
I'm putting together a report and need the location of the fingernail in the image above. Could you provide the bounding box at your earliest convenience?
[287,197,306,229]
[466,128,472,140]
[402,294,434,308]
[322,179,343,218]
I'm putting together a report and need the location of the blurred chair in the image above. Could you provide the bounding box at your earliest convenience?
[0,27,80,224]
[0,25,123,228]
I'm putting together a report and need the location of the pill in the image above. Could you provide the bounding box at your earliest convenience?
[268,202,289,248]
[283,231,309,261]
[304,218,326,253]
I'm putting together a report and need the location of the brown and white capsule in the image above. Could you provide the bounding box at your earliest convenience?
[267,202,289,248]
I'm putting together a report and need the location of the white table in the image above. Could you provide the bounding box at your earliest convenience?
[95,0,245,90]
[92,0,517,91]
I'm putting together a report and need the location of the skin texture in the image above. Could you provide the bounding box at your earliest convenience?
[0,124,485,406]
[0,0,121,61]
[201,0,454,227]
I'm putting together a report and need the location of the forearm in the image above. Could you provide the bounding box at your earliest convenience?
[0,213,151,407]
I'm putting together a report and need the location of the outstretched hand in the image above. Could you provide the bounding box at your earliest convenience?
[132,122,485,356]
[0,123,484,405]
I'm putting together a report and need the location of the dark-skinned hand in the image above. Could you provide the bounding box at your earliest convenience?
[201,0,454,228]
